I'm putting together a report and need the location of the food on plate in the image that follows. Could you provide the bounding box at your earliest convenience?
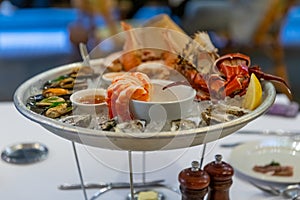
[107,20,290,103]
[25,14,290,132]
[26,66,98,118]
[106,72,152,122]
[253,161,294,177]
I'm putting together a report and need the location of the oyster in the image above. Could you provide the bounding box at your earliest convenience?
[171,119,197,131]
[114,120,146,133]
[60,114,92,128]
[199,103,248,126]
[99,118,117,131]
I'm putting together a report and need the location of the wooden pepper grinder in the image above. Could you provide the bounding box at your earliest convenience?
[204,154,234,200]
[178,161,210,200]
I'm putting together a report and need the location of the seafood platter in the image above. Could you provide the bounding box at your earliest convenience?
[13,17,289,152]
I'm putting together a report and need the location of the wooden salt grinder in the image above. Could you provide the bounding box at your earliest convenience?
[178,161,210,200]
[204,154,234,200]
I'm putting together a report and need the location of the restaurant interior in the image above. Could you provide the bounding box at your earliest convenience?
[1,1,300,200]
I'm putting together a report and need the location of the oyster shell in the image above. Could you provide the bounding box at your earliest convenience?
[171,119,197,131]
[60,114,92,128]
[114,120,146,133]
[99,118,118,131]
[199,103,248,126]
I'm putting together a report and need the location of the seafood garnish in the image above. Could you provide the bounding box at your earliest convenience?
[43,75,70,89]
[35,96,65,107]
[27,94,45,106]
[25,17,290,133]
[42,88,72,98]
[170,119,197,131]
[60,115,92,128]
[114,120,146,133]
[106,72,152,122]
[45,102,72,118]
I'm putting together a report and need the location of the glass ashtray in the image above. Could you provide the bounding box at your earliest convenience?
[1,142,48,164]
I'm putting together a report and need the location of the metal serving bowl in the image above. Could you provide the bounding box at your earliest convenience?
[13,61,276,151]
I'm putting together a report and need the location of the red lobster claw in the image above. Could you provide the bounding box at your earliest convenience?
[248,65,292,100]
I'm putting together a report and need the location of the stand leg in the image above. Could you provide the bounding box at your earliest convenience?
[128,151,135,200]
[72,141,88,200]
[200,143,206,169]
[142,151,146,184]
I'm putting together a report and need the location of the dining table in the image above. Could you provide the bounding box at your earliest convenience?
[0,94,299,200]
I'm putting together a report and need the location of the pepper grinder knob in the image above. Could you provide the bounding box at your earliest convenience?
[178,161,210,200]
[191,160,200,171]
[215,154,222,164]
[204,154,234,200]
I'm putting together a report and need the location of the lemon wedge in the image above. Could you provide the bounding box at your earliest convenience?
[242,73,262,110]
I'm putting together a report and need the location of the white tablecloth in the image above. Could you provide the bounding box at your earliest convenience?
[0,95,299,200]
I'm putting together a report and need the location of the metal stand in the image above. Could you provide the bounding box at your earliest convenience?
[71,141,88,200]
[200,143,207,169]
[128,151,135,200]
[142,151,146,184]
[63,143,178,200]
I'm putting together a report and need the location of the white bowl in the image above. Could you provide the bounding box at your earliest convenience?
[70,88,107,114]
[130,80,196,122]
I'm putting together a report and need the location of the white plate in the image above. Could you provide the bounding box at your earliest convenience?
[229,139,300,183]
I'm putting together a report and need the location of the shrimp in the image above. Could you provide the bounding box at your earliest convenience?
[106,72,152,122]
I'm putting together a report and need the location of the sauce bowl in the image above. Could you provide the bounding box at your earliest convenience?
[70,88,107,114]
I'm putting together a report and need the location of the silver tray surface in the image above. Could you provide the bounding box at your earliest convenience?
[13,61,276,151]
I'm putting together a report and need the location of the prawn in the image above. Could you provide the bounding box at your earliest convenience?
[106,72,152,122]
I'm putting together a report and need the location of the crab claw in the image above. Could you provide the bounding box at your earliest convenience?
[249,65,292,100]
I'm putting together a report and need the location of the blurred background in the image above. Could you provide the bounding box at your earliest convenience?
[0,0,299,103]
